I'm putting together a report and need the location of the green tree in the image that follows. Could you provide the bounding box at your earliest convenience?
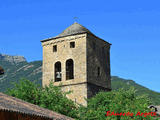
[6,78,78,118]
[77,88,156,120]
[6,79,157,120]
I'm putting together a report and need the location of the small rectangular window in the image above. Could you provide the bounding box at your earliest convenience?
[93,42,96,50]
[70,42,75,48]
[97,67,100,76]
[53,45,57,52]
[102,47,105,56]
[102,47,104,53]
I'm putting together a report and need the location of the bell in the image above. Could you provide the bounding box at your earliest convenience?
[56,72,61,78]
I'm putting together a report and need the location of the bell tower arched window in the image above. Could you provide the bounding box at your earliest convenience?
[55,61,61,82]
[66,59,74,80]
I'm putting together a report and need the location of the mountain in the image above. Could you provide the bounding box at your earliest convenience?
[111,76,160,105]
[0,54,42,92]
[0,54,26,64]
[0,54,160,105]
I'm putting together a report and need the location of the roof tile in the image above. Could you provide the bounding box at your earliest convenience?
[0,92,74,120]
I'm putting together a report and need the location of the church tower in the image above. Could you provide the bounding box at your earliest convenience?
[41,22,111,106]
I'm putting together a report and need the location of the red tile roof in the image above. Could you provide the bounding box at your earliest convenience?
[0,92,74,120]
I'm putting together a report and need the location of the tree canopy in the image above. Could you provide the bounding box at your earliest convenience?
[6,79,156,120]
[6,78,78,118]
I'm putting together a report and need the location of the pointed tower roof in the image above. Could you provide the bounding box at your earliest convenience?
[56,22,93,38]
[41,22,94,42]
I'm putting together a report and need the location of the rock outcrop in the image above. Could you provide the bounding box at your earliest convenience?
[0,54,26,64]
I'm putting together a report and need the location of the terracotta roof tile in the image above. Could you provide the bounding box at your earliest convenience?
[0,92,74,120]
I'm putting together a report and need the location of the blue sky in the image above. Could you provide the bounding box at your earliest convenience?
[0,0,160,92]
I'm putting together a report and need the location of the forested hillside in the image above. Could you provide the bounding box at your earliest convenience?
[0,54,159,105]
[0,54,42,92]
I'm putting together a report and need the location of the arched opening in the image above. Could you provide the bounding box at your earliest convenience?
[54,61,61,82]
[66,59,74,80]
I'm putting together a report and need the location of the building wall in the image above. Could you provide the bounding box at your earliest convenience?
[42,33,88,105]
[86,34,111,89]
[87,83,111,99]
[42,33,111,106]
[61,83,87,106]
[42,33,87,87]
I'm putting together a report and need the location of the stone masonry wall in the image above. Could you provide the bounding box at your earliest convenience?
[41,33,88,106]
[87,82,111,99]
[86,34,111,89]
[61,83,87,106]
[42,33,87,87]
[41,32,111,106]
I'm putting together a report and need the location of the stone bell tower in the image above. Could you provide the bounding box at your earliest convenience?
[41,22,111,106]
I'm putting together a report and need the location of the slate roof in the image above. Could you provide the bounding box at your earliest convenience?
[41,22,95,42]
[0,92,74,120]
[55,22,93,38]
